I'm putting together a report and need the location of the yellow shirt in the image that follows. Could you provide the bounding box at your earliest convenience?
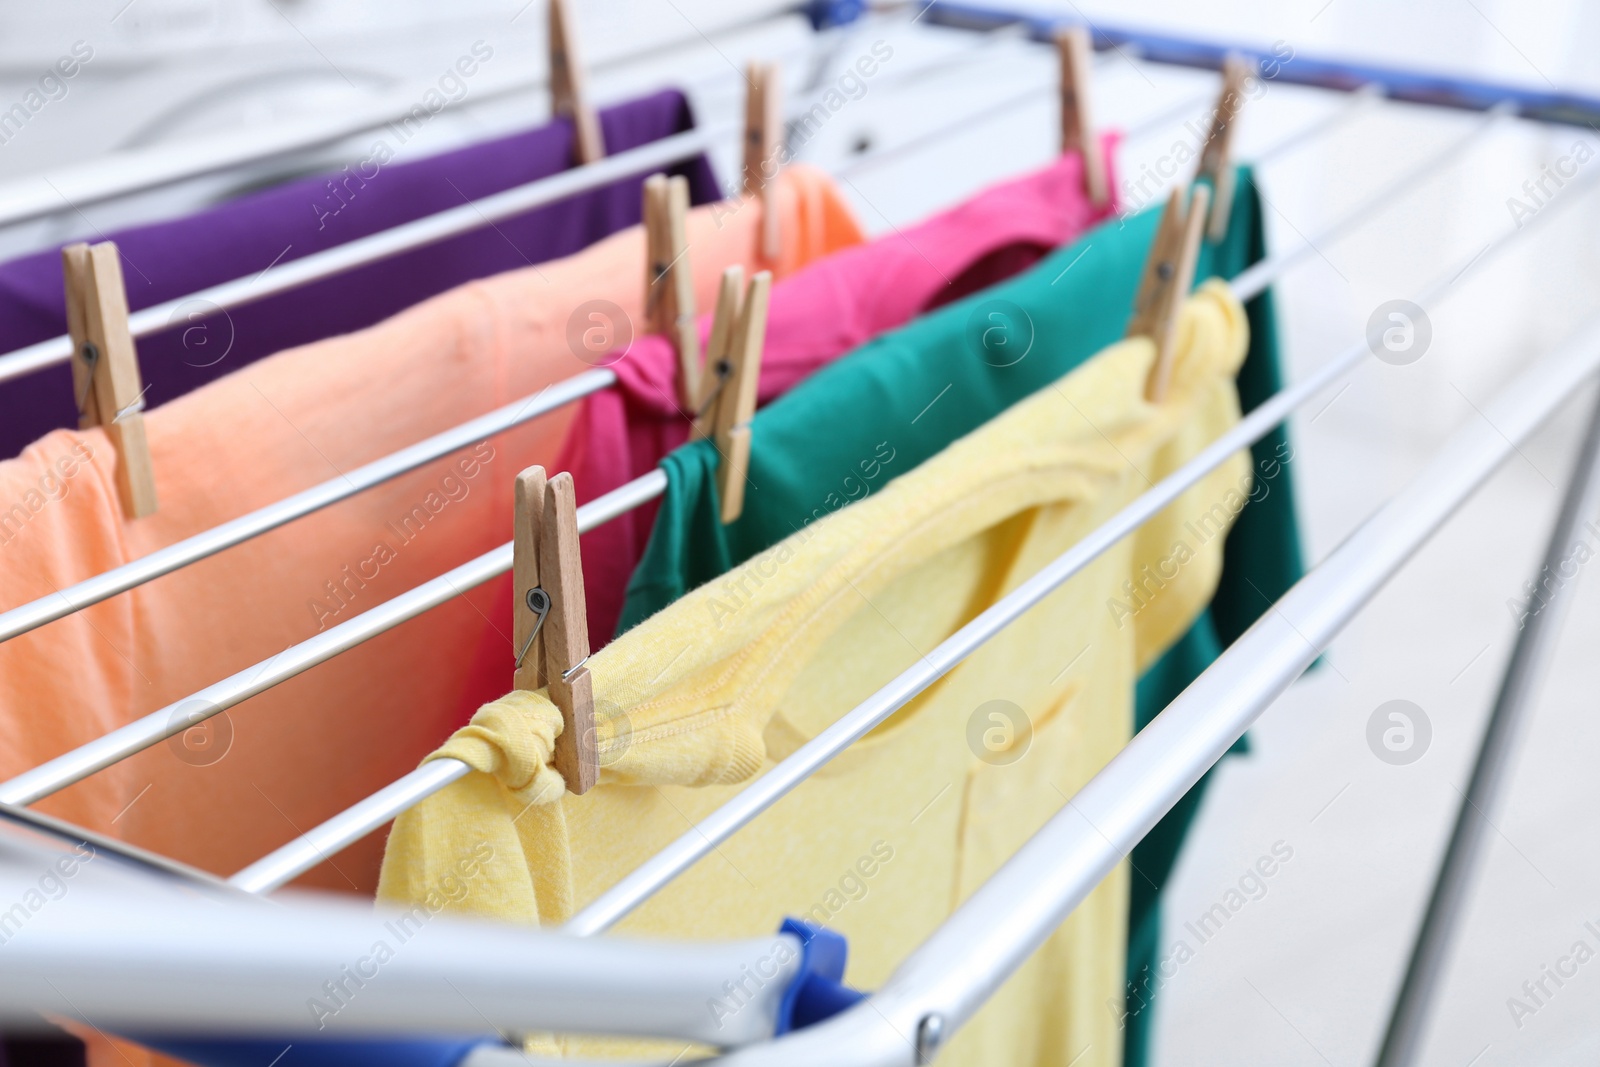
[378,280,1252,1065]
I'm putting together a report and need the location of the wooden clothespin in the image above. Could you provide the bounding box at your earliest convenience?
[694,270,770,524]
[1127,183,1211,403]
[62,241,156,520]
[644,173,701,409]
[1194,55,1252,241]
[1055,26,1107,208]
[742,61,783,263]
[513,467,596,795]
[549,0,605,165]
[690,266,744,442]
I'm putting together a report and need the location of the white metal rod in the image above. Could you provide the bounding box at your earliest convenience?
[838,54,1377,186]
[570,339,1350,936]
[705,307,1600,1067]
[0,5,973,241]
[230,759,472,893]
[0,26,1102,645]
[0,25,1054,386]
[0,39,1407,695]
[0,850,801,1048]
[0,73,1235,819]
[0,6,802,232]
[1251,83,1382,167]
[0,78,1219,653]
[230,101,1568,899]
[0,82,541,233]
[0,469,667,807]
[1232,102,1511,303]
[566,143,1597,937]
[0,125,729,386]
[0,370,614,646]
[163,320,1600,1055]
[836,77,1204,183]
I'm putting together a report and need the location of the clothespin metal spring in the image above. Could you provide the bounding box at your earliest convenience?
[513,588,552,671]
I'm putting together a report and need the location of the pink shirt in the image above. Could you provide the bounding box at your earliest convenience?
[558,138,1122,648]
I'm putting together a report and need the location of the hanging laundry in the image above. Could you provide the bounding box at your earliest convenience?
[0,90,719,460]
[0,165,863,910]
[544,133,1121,650]
[378,282,1254,1067]
[611,168,1304,1067]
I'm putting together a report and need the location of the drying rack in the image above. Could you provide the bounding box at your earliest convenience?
[3,3,1599,1065]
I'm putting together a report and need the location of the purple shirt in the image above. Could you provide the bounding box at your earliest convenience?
[0,90,718,458]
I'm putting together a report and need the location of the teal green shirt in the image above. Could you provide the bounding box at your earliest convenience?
[618,170,1304,1066]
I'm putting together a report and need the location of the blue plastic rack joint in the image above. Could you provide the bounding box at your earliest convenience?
[804,0,867,30]
[774,917,869,1035]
